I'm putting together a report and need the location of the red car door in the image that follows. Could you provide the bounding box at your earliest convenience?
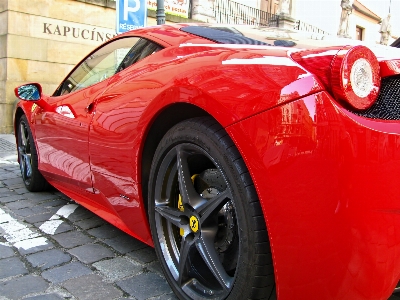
[34,81,108,192]
[35,37,141,197]
[88,38,163,241]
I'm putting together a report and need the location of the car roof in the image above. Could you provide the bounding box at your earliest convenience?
[118,24,400,59]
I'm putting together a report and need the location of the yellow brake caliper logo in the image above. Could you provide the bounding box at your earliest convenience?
[178,195,185,236]
[178,174,198,236]
[190,216,199,233]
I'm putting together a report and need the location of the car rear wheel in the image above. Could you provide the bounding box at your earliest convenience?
[148,117,275,299]
[17,115,49,192]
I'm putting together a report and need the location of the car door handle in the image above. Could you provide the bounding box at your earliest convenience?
[85,102,95,114]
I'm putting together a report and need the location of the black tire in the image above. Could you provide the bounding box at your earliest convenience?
[17,115,49,192]
[148,117,275,299]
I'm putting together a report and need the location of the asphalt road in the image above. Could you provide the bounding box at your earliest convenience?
[0,134,176,300]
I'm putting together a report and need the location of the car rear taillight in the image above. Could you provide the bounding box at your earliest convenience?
[330,45,380,110]
[291,45,381,110]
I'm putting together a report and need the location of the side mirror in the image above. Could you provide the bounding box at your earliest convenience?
[14,83,42,101]
[14,83,54,112]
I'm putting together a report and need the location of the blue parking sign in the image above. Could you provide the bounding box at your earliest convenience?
[116,0,147,34]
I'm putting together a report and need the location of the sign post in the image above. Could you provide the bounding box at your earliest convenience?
[156,0,165,25]
[116,0,147,34]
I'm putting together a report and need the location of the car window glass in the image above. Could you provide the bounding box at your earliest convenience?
[116,39,163,73]
[57,37,162,96]
[56,37,142,95]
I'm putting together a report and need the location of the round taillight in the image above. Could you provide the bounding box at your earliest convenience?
[330,45,380,110]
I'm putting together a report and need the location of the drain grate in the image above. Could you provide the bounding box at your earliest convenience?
[0,138,16,152]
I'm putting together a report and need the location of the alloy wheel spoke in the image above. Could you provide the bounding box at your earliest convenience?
[19,154,26,177]
[196,228,233,291]
[177,236,193,286]
[176,146,206,209]
[155,205,185,228]
[199,190,230,222]
[19,123,28,147]
[24,153,32,177]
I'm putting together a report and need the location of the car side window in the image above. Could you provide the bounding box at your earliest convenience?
[116,38,163,73]
[55,37,162,96]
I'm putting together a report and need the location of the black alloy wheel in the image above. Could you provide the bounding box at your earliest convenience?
[148,117,275,299]
[17,115,49,191]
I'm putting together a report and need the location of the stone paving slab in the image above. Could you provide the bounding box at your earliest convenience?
[0,275,49,299]
[41,261,93,283]
[93,257,142,280]
[0,256,28,279]
[52,230,95,249]
[68,243,115,264]
[62,274,123,300]
[116,272,174,300]
[16,237,54,255]
[26,249,71,270]
[0,135,176,300]
[0,244,14,259]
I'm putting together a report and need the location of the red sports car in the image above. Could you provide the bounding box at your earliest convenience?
[14,24,400,299]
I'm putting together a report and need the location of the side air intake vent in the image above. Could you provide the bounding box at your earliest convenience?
[357,75,400,120]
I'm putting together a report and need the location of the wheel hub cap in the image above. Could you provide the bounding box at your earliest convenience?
[189,215,199,233]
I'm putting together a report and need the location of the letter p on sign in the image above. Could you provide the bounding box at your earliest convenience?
[124,0,140,20]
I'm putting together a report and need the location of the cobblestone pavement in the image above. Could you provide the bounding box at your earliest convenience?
[0,135,177,300]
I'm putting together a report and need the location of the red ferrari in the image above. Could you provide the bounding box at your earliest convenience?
[14,24,400,299]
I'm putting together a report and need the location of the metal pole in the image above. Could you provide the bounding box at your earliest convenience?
[389,0,392,13]
[156,0,166,25]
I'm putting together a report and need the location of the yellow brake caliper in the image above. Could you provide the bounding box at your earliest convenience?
[179,174,198,236]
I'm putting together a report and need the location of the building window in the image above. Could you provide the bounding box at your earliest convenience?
[356,26,364,41]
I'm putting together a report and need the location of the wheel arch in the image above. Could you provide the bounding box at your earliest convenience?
[14,107,25,133]
[140,103,209,213]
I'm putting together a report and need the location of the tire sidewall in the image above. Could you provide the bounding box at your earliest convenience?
[148,119,257,300]
[17,115,47,192]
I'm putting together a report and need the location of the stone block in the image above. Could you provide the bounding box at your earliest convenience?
[67,206,94,222]
[87,223,125,239]
[116,272,173,300]
[0,244,14,259]
[0,35,6,59]
[7,34,49,62]
[5,198,36,210]
[52,230,94,249]
[7,58,73,84]
[93,257,142,280]
[47,40,95,65]
[25,294,64,300]
[16,236,54,255]
[75,215,106,230]
[0,11,7,35]
[0,275,49,299]
[62,274,122,300]
[0,59,6,81]
[26,248,71,270]
[41,261,92,283]
[68,243,114,264]
[0,194,26,203]
[103,233,146,254]
[127,246,158,264]
[0,256,28,279]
